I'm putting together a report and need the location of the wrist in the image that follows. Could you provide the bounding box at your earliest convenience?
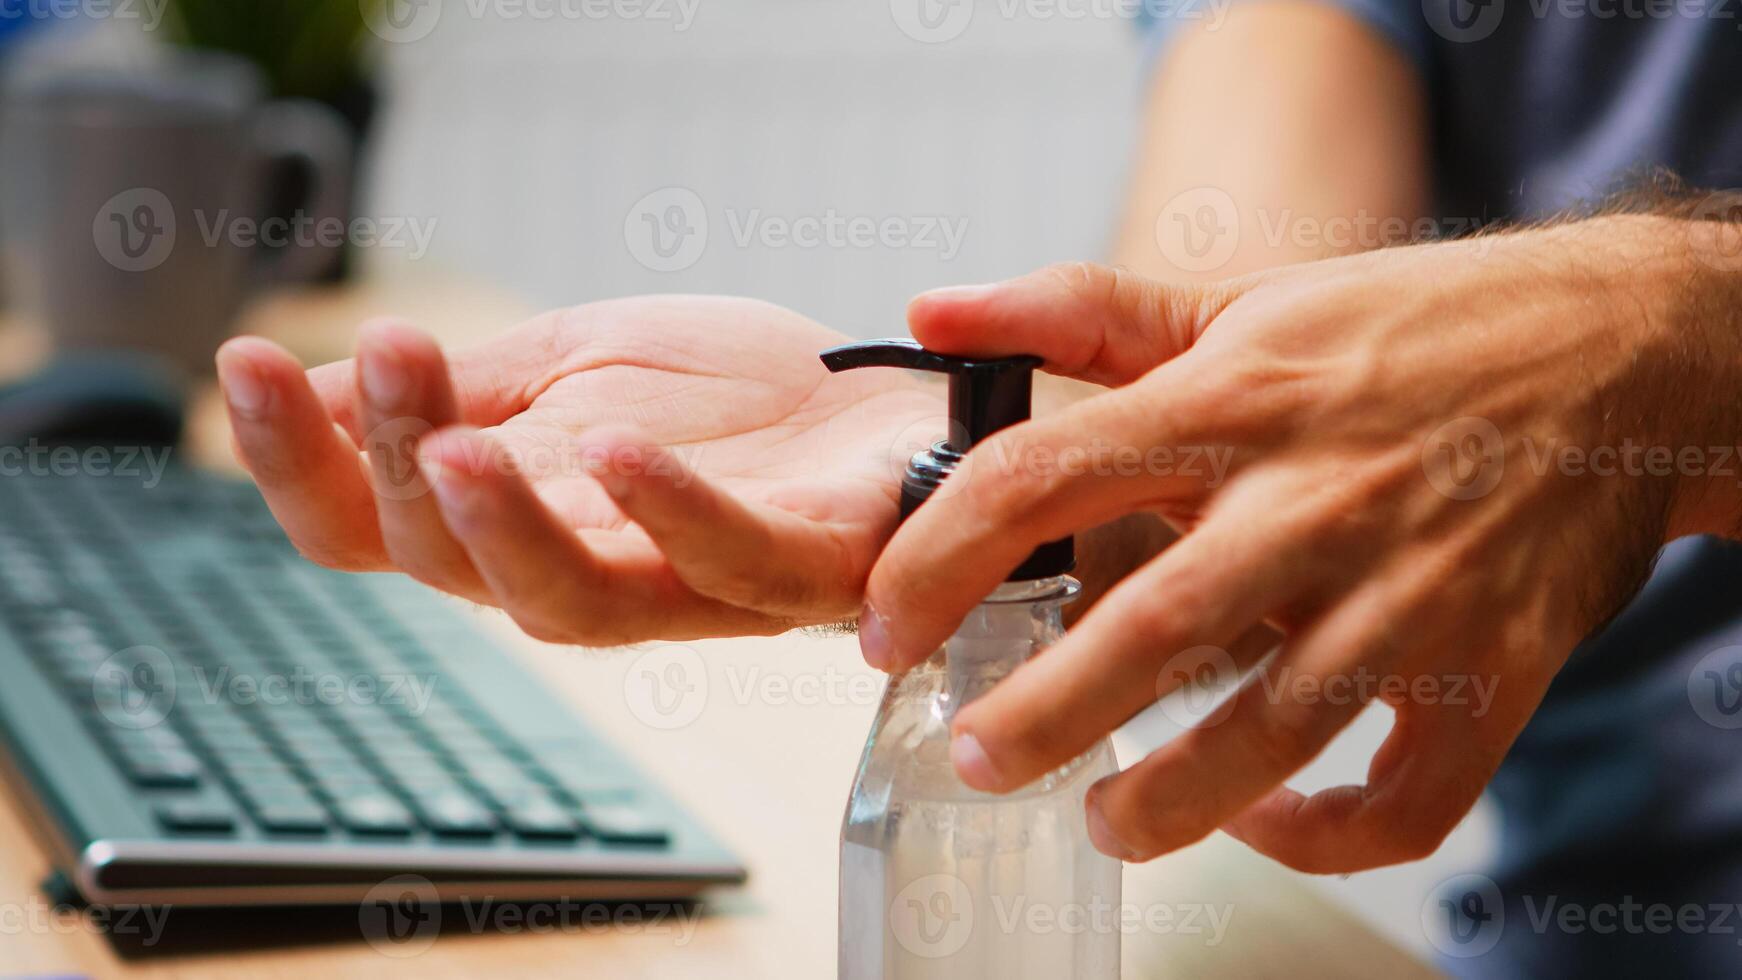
[1591,212,1742,541]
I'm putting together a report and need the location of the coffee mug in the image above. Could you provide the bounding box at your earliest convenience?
[0,51,352,382]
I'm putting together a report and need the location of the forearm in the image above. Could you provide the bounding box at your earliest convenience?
[1055,2,1434,603]
[1112,0,1429,279]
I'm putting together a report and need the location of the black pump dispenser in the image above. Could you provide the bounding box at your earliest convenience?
[820,338,1073,581]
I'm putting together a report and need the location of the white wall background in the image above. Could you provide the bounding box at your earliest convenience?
[365,0,1142,333]
[363,0,1494,960]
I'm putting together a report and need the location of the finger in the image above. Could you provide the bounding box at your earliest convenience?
[1223,677,1537,874]
[1084,588,1388,862]
[422,427,789,645]
[353,319,491,600]
[949,512,1306,793]
[309,307,578,442]
[861,386,1222,671]
[907,262,1246,387]
[579,425,874,619]
[216,336,387,570]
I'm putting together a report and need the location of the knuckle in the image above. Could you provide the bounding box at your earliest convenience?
[502,577,636,648]
[1040,260,1121,308]
[1127,580,1208,651]
[284,527,382,573]
[507,607,582,646]
[245,447,311,489]
[382,544,469,596]
[1358,811,1452,867]
[1238,701,1323,777]
[1391,820,1453,863]
[961,434,1063,528]
[1089,772,1209,863]
[290,541,372,573]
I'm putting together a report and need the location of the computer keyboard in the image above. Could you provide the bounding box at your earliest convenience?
[0,459,744,906]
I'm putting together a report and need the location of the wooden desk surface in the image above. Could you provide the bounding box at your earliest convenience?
[0,282,1437,979]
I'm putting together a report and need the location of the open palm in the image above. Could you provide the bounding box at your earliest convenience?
[217,295,941,643]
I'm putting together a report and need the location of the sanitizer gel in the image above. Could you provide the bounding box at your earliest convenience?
[820,340,1121,980]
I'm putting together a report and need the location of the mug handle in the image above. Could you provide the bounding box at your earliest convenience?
[249,98,354,284]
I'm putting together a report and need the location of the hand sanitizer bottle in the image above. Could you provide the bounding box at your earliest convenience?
[821,340,1121,980]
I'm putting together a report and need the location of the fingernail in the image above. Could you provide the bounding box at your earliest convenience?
[217,356,268,421]
[418,454,449,498]
[951,732,1001,791]
[1086,796,1135,862]
[360,342,410,407]
[917,282,1000,305]
[422,451,476,523]
[858,604,893,671]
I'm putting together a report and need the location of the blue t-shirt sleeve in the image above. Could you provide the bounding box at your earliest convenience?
[1138,0,1430,79]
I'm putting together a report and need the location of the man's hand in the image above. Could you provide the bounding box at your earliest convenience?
[859,215,1742,873]
[216,295,939,644]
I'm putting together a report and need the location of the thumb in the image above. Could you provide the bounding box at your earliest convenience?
[907,262,1243,387]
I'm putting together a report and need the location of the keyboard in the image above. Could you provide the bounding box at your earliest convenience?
[0,460,745,906]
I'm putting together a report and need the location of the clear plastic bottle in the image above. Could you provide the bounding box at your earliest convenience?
[839,576,1121,979]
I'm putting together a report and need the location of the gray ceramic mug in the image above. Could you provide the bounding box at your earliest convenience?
[0,52,351,382]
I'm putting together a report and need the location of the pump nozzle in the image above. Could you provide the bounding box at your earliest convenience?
[821,338,1072,581]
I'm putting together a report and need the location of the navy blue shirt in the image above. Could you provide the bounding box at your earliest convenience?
[1145,4,1742,976]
